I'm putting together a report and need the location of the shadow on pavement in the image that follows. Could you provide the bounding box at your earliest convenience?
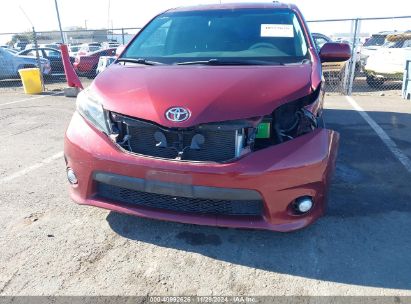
[107,108,411,290]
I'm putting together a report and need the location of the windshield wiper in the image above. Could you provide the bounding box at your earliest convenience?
[176,59,283,66]
[116,58,163,66]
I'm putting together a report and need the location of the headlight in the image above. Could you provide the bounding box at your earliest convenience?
[76,89,110,134]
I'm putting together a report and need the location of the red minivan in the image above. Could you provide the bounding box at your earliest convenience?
[64,3,350,232]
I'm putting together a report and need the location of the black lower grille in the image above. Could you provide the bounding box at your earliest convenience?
[121,118,237,162]
[96,182,263,216]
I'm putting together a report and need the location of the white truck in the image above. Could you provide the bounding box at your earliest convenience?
[364,33,411,87]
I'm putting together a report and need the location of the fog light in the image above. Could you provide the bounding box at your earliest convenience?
[295,197,313,214]
[67,168,78,185]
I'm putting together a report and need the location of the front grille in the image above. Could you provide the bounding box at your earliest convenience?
[96,182,263,217]
[118,117,237,162]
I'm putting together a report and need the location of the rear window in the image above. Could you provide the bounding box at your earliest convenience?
[123,8,309,65]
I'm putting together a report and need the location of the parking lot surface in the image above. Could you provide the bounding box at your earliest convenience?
[0,91,410,296]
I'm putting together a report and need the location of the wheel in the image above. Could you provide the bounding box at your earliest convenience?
[366,75,384,88]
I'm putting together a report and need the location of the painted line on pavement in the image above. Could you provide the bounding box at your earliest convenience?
[0,92,62,107]
[0,151,64,184]
[346,96,411,173]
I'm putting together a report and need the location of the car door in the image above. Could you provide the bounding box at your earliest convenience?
[43,49,63,73]
[0,48,14,79]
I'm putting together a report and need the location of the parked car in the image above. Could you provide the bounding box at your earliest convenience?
[68,44,82,57]
[13,41,29,51]
[102,41,121,49]
[0,47,51,80]
[18,47,75,74]
[361,31,396,67]
[0,46,18,54]
[73,48,116,77]
[64,3,351,232]
[96,56,116,74]
[364,33,411,87]
[25,43,60,50]
[77,43,102,56]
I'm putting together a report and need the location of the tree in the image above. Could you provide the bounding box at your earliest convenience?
[10,31,34,44]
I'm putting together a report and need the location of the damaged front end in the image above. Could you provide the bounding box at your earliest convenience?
[65,83,339,231]
[104,87,325,164]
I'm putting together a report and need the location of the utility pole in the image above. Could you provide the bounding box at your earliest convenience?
[54,0,65,43]
[84,20,88,30]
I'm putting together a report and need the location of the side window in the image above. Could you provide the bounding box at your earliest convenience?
[44,49,60,58]
[26,50,37,56]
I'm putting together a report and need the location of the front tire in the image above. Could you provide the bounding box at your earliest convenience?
[366,75,384,88]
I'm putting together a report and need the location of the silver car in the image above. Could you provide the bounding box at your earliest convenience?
[0,47,51,80]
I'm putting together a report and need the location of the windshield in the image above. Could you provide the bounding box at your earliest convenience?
[123,9,309,65]
[364,35,386,47]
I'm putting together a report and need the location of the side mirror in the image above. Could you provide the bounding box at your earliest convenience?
[115,45,125,58]
[319,42,351,62]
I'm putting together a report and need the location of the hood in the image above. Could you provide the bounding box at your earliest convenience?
[92,63,313,128]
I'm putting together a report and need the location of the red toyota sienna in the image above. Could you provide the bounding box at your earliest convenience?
[64,3,351,232]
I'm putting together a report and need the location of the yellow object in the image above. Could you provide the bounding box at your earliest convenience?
[18,68,43,94]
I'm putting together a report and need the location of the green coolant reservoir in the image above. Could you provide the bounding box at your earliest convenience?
[256,122,271,139]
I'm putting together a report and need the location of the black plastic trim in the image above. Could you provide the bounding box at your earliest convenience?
[93,171,262,201]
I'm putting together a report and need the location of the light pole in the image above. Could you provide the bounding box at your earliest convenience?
[54,0,65,43]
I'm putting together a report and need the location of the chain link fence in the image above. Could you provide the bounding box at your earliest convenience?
[308,16,411,94]
[0,27,141,91]
[1,17,411,95]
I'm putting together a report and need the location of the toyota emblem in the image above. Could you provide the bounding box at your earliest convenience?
[165,107,191,122]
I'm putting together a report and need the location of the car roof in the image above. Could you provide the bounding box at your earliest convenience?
[89,48,116,55]
[166,2,296,13]
[24,47,60,51]
[19,48,60,55]
[372,31,400,36]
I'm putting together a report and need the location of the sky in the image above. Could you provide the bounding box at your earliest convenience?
[0,0,410,42]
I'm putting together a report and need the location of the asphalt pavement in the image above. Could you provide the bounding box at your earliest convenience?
[0,90,410,296]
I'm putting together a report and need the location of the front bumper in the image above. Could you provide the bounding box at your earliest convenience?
[364,68,404,80]
[64,112,339,232]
